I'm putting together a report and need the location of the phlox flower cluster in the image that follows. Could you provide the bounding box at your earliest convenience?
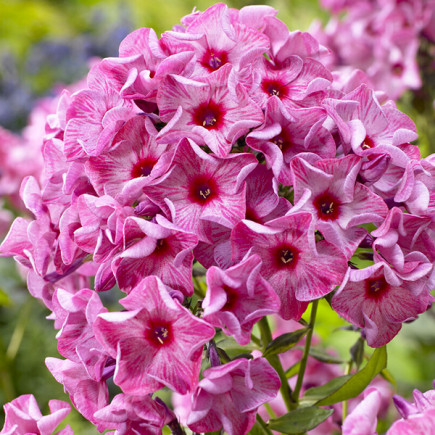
[312,0,435,99]
[1,2,435,434]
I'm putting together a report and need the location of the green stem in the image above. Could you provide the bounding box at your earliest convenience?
[342,360,353,421]
[258,316,295,411]
[7,296,32,361]
[192,275,205,298]
[292,300,319,402]
[256,413,274,435]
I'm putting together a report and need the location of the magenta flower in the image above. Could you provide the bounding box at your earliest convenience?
[94,393,170,435]
[86,116,174,201]
[1,395,72,435]
[63,70,137,159]
[146,138,257,242]
[388,382,435,434]
[203,254,280,344]
[52,288,108,381]
[323,84,417,156]
[45,357,109,430]
[332,263,433,347]
[163,3,270,77]
[342,387,382,435]
[291,155,388,258]
[157,64,264,156]
[246,97,336,184]
[232,213,348,319]
[112,214,197,294]
[93,276,215,395]
[187,357,280,435]
[249,54,332,109]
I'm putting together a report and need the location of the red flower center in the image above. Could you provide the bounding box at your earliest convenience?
[153,238,170,257]
[314,192,340,221]
[365,277,389,299]
[275,245,299,269]
[147,322,173,347]
[131,158,155,178]
[202,50,228,71]
[192,101,224,130]
[262,79,288,98]
[222,285,239,312]
[271,129,295,154]
[361,136,375,150]
[189,176,218,204]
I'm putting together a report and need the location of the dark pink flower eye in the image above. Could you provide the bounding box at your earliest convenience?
[148,323,173,346]
[189,176,218,204]
[314,193,340,221]
[271,129,294,153]
[131,158,155,178]
[262,80,287,98]
[222,285,238,311]
[193,101,224,129]
[203,50,228,71]
[365,277,389,299]
[275,245,298,268]
[361,135,375,150]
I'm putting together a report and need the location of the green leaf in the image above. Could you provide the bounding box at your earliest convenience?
[350,337,365,369]
[301,375,352,406]
[293,347,343,364]
[263,328,308,358]
[285,361,301,379]
[316,346,387,406]
[216,347,231,364]
[380,368,396,387]
[268,407,334,434]
[0,288,11,307]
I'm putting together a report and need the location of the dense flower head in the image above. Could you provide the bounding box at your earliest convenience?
[0,2,434,434]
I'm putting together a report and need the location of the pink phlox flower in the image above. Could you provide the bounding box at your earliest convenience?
[342,387,382,435]
[331,262,433,347]
[202,254,280,344]
[263,16,330,66]
[323,84,417,156]
[52,288,109,381]
[193,220,234,270]
[0,394,72,435]
[146,138,257,242]
[228,4,277,30]
[371,207,434,290]
[156,64,264,157]
[63,69,137,160]
[249,54,332,110]
[95,27,196,108]
[246,97,336,184]
[73,194,135,264]
[93,275,215,395]
[86,116,175,202]
[45,357,109,430]
[244,164,292,223]
[112,213,197,294]
[0,126,43,209]
[290,155,388,258]
[389,382,435,434]
[94,393,170,435]
[162,3,270,77]
[187,357,280,435]
[231,212,348,319]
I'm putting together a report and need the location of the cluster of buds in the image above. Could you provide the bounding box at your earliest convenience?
[1,2,434,434]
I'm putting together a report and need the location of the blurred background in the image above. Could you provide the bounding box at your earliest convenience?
[0,0,434,433]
